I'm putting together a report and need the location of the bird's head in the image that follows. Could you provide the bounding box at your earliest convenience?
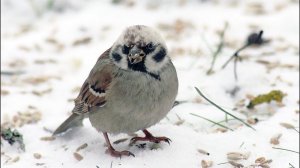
[110,25,169,75]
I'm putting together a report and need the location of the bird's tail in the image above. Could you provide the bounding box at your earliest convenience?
[53,113,85,136]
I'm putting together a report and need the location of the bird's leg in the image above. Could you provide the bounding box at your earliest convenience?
[103,132,135,157]
[130,129,171,145]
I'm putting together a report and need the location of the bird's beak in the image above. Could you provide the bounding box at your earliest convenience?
[128,48,145,64]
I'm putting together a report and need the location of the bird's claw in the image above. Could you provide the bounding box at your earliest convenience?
[105,148,135,158]
[130,136,171,145]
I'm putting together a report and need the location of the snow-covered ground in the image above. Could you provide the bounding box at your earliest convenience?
[1,0,299,167]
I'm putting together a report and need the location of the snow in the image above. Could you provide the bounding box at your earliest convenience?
[1,0,299,167]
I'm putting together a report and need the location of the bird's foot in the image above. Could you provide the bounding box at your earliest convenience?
[105,147,135,158]
[130,135,171,145]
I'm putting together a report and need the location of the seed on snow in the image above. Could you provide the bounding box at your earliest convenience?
[227,152,250,160]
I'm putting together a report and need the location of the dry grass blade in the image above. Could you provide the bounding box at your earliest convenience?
[207,22,228,74]
[272,147,299,154]
[211,118,237,127]
[289,163,295,168]
[190,113,233,131]
[194,87,256,131]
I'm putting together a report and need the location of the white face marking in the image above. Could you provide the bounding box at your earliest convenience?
[89,84,106,97]
[144,46,170,74]
[110,25,169,74]
[110,45,128,70]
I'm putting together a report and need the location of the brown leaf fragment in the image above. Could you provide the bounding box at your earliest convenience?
[201,160,213,168]
[73,152,83,161]
[270,133,282,145]
[33,153,42,159]
[76,143,88,152]
[228,161,244,168]
[40,136,55,141]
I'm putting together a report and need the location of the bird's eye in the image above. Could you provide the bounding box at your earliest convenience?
[122,45,130,54]
[146,43,153,50]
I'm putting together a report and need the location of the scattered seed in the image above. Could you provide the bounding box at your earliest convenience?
[215,127,228,133]
[35,163,45,166]
[11,110,42,127]
[247,118,259,125]
[45,37,59,44]
[1,89,10,96]
[280,123,295,129]
[174,120,185,125]
[43,127,53,133]
[73,152,83,161]
[262,159,272,164]
[260,164,270,168]
[72,37,91,46]
[33,153,42,159]
[12,156,20,163]
[227,152,250,160]
[228,161,244,168]
[34,59,57,64]
[270,133,282,145]
[198,149,210,155]
[32,88,53,96]
[76,143,88,152]
[255,157,266,163]
[113,138,128,144]
[201,160,213,168]
[40,136,55,141]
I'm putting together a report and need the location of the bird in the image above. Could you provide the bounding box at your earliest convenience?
[53,25,178,157]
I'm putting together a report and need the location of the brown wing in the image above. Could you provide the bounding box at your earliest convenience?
[73,48,113,114]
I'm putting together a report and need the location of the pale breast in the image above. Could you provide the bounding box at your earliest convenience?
[89,63,178,134]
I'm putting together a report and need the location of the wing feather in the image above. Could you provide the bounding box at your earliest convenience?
[72,48,113,114]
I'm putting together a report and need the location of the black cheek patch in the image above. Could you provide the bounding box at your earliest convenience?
[153,48,166,62]
[112,53,122,62]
